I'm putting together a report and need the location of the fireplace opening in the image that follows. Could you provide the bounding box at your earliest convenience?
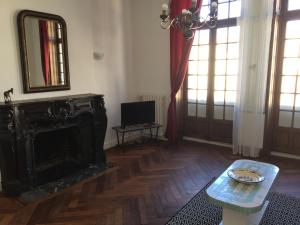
[34,126,85,185]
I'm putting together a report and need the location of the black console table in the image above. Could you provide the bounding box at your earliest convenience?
[112,123,162,146]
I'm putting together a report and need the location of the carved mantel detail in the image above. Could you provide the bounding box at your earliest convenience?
[0,94,107,196]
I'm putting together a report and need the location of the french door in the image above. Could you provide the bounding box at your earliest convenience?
[270,0,300,155]
[183,0,241,143]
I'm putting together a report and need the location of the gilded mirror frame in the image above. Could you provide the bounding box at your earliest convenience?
[17,10,70,93]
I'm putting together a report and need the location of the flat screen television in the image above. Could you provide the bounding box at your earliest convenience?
[121,101,155,128]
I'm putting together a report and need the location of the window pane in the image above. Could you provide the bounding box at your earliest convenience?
[188,76,197,89]
[200,5,210,20]
[279,111,293,127]
[214,91,225,104]
[198,76,208,90]
[193,31,200,46]
[198,45,210,60]
[226,76,237,91]
[215,60,227,75]
[202,0,210,6]
[215,76,226,90]
[288,0,300,11]
[59,54,63,62]
[216,44,227,59]
[294,112,300,128]
[297,78,300,93]
[188,90,197,103]
[295,94,300,111]
[225,91,236,105]
[60,64,64,73]
[227,43,239,59]
[214,106,224,120]
[286,20,300,39]
[199,29,210,45]
[198,90,207,103]
[229,0,241,18]
[281,76,296,93]
[58,29,62,39]
[198,61,209,75]
[217,28,228,44]
[188,104,197,117]
[197,104,206,118]
[228,26,240,43]
[225,106,234,121]
[188,61,198,75]
[58,44,63,52]
[218,3,229,20]
[284,39,300,58]
[227,60,238,75]
[280,94,295,110]
[189,46,199,60]
[282,58,300,75]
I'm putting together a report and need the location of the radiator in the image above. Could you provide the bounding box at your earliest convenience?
[138,94,166,135]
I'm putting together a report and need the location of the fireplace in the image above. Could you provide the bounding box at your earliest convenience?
[0,94,107,196]
[34,126,83,185]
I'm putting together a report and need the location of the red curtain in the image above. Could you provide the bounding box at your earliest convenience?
[39,20,50,85]
[165,0,203,142]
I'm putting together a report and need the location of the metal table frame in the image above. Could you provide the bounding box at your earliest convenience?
[112,123,162,146]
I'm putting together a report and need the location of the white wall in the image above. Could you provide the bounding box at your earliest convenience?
[131,0,170,97]
[0,0,169,190]
[0,0,99,99]
[92,0,136,148]
[131,0,170,129]
[0,0,135,149]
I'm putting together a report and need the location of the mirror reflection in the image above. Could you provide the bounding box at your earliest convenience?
[18,10,70,93]
[25,17,65,87]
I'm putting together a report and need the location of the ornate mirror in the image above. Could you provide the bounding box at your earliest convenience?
[17,10,70,93]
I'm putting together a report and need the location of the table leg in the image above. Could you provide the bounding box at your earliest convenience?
[121,132,125,145]
[115,130,120,146]
[220,201,269,225]
[155,127,159,140]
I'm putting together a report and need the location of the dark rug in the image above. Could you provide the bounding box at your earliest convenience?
[166,180,300,225]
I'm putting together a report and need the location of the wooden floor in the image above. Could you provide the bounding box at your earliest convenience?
[1,141,300,225]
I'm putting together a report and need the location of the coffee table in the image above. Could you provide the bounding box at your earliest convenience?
[206,160,279,225]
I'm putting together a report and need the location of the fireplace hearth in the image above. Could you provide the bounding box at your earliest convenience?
[0,94,107,196]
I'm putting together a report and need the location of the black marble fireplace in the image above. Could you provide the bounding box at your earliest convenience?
[0,94,107,196]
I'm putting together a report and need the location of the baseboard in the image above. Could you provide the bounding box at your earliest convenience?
[183,136,233,149]
[104,134,167,150]
[271,151,300,160]
[104,139,118,150]
[158,136,168,141]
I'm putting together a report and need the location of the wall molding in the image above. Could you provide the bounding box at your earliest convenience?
[271,151,300,161]
[183,136,233,149]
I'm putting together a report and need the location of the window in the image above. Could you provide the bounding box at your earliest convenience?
[276,4,300,128]
[187,0,241,121]
[184,0,241,142]
[267,0,300,155]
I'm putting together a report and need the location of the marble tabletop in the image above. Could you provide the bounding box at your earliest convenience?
[206,159,279,213]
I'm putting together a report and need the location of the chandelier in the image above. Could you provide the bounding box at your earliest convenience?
[160,0,218,40]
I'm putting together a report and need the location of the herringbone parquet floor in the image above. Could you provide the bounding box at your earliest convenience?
[1,141,300,225]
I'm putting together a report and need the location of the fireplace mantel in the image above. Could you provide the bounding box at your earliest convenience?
[0,94,107,196]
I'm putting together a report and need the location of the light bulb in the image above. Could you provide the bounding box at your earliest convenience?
[191,0,197,7]
[211,1,218,9]
[162,3,168,11]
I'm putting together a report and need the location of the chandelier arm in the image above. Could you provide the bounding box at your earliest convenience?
[191,21,207,30]
[160,17,176,30]
[194,7,200,15]
[159,1,218,40]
